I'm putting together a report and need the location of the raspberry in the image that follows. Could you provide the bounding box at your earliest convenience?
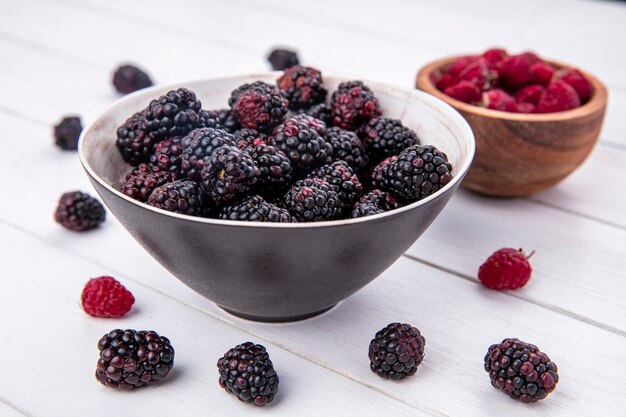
[330,80,381,130]
[267,48,299,71]
[112,64,153,94]
[482,48,508,65]
[229,81,288,133]
[435,74,459,92]
[482,89,518,112]
[53,116,82,151]
[359,117,420,161]
[497,52,540,89]
[478,248,533,290]
[514,84,544,106]
[529,62,555,87]
[446,56,479,78]
[555,68,592,103]
[368,323,425,380]
[55,191,106,232]
[443,80,482,104]
[81,276,135,318]
[277,65,327,110]
[457,58,494,90]
[517,103,536,114]
[537,80,581,113]
[283,178,341,222]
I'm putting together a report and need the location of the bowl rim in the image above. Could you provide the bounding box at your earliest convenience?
[416,54,608,121]
[79,72,475,229]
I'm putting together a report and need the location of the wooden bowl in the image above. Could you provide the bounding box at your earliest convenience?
[416,56,608,197]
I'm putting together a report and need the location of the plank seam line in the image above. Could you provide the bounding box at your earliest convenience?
[524,198,626,231]
[0,395,33,417]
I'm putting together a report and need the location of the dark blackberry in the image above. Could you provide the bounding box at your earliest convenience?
[271,115,333,173]
[330,80,381,131]
[121,168,174,202]
[229,81,288,133]
[215,108,240,132]
[277,65,327,110]
[484,338,559,403]
[359,117,420,160]
[298,102,332,125]
[55,191,106,232]
[381,145,453,200]
[368,323,425,380]
[233,128,268,151]
[267,48,299,70]
[53,116,82,151]
[350,189,399,218]
[200,145,259,204]
[95,329,174,390]
[116,110,151,166]
[149,136,183,177]
[147,180,211,217]
[250,144,292,193]
[370,155,398,189]
[326,127,368,171]
[180,128,237,180]
[283,178,341,222]
[219,195,294,223]
[112,64,153,94]
[308,161,363,210]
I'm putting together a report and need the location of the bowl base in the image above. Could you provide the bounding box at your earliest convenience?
[218,305,336,323]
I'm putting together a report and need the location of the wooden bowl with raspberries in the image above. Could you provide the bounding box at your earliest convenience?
[416,48,607,197]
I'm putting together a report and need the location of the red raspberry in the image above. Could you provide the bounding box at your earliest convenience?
[515,84,545,106]
[458,58,494,90]
[516,102,536,114]
[537,80,581,113]
[478,248,533,290]
[482,48,508,65]
[555,68,592,103]
[444,80,482,103]
[81,276,135,317]
[436,74,458,92]
[446,55,479,78]
[497,52,540,89]
[482,89,518,112]
[529,62,555,86]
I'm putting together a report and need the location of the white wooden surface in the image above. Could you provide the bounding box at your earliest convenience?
[1,0,625,416]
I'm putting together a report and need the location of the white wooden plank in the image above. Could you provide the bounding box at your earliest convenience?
[0,401,28,417]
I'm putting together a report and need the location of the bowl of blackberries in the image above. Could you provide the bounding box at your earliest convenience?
[79,67,474,322]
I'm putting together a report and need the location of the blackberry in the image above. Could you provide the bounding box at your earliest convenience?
[271,115,333,173]
[180,128,237,180]
[200,145,259,204]
[149,136,183,177]
[112,64,153,94]
[219,195,294,223]
[484,338,559,403]
[350,189,399,218]
[381,145,453,200]
[267,48,299,70]
[283,178,341,222]
[229,81,288,133]
[233,128,268,151]
[326,127,368,171]
[215,108,240,132]
[298,102,332,125]
[330,80,381,131]
[121,168,174,202]
[147,180,211,217]
[53,116,82,151]
[370,156,398,189]
[116,110,151,166]
[217,342,279,406]
[290,113,327,136]
[308,161,363,210]
[277,65,327,110]
[368,323,425,380]
[55,191,106,232]
[250,144,292,193]
[359,117,420,160]
[96,329,174,390]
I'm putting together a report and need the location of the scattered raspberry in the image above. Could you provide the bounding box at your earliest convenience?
[478,248,533,290]
[482,89,518,112]
[529,62,555,86]
[515,84,544,106]
[537,80,581,113]
[81,276,135,318]
[555,68,592,103]
[444,80,482,104]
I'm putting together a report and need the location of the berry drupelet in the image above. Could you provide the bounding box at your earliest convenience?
[359,117,420,161]
[219,195,294,223]
[199,145,259,204]
[53,116,82,150]
[368,323,426,380]
[331,80,381,131]
[326,126,368,171]
[484,338,559,403]
[180,128,237,180]
[149,136,183,177]
[147,180,211,217]
[298,102,332,126]
[112,64,153,94]
[81,276,135,318]
[215,108,241,132]
[350,189,399,218]
[308,161,363,210]
[370,155,398,189]
[249,144,293,193]
[283,178,341,222]
[478,248,533,290]
[233,128,268,151]
[229,81,288,133]
[217,342,279,406]
[277,65,327,110]
[121,168,174,202]
[267,48,299,71]
[116,110,151,165]
[96,329,175,390]
[55,191,106,232]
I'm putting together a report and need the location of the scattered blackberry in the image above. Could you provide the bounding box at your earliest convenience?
[53,116,82,150]
[308,161,363,209]
[484,338,559,403]
[215,108,240,132]
[112,64,153,94]
[233,128,268,151]
[81,276,135,318]
[147,180,211,217]
[217,342,279,406]
[267,48,299,70]
[116,110,151,166]
[229,81,288,133]
[350,189,399,218]
[277,65,327,110]
[55,191,106,232]
[368,323,425,380]
[359,117,420,160]
[331,80,381,131]
[96,329,175,390]
[271,115,333,172]
[121,168,174,202]
[199,145,259,204]
[326,127,368,171]
[219,195,294,223]
[149,136,183,177]
[180,128,237,180]
[370,155,398,189]
[283,178,341,222]
[298,102,332,125]
[479,248,533,290]
[250,144,292,192]
[381,145,453,200]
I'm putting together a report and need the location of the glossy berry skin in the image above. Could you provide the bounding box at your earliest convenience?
[331,80,381,131]
[121,168,174,202]
[368,323,425,380]
[556,68,592,103]
[112,64,153,94]
[283,178,341,222]
[350,189,399,218]
[271,115,333,173]
[219,195,293,223]
[180,128,237,180]
[96,329,175,390]
[359,117,420,161]
[485,338,559,403]
[149,136,183,176]
[478,248,532,290]
[53,116,82,150]
[55,191,106,232]
[200,146,259,204]
[307,161,363,210]
[326,126,368,171]
[277,65,327,110]
[250,144,292,193]
[298,103,332,125]
[147,180,211,217]
[81,276,135,318]
[537,80,581,113]
[217,342,279,406]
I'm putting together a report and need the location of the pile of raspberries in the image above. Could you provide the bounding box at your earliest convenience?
[115,66,453,223]
[435,47,593,113]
